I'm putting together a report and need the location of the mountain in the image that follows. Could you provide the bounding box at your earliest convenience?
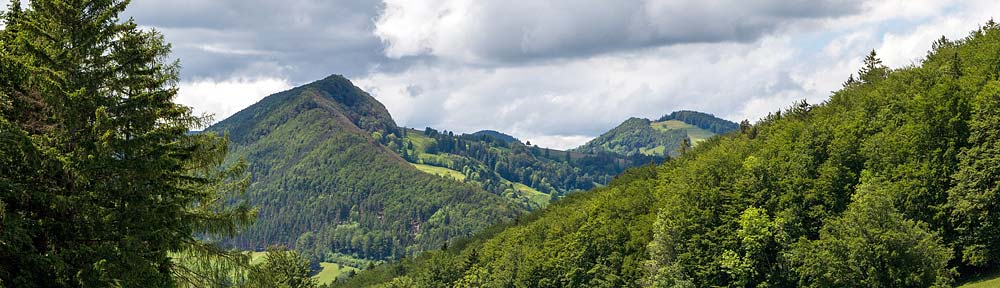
[340,23,1000,287]
[393,126,660,209]
[574,111,738,157]
[206,75,522,262]
[657,110,740,135]
[469,130,521,144]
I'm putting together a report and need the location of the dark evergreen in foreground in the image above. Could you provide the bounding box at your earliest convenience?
[0,1,254,286]
[342,22,1000,287]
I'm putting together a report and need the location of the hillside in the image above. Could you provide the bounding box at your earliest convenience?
[470,130,521,144]
[657,110,740,135]
[206,75,523,263]
[574,112,737,157]
[341,23,1000,287]
[393,127,660,208]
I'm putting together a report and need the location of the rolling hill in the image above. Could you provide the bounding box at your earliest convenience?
[574,111,738,157]
[393,126,660,208]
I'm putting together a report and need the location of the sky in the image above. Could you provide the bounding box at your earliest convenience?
[2,0,998,149]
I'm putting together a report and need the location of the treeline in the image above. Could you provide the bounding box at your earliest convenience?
[384,126,661,197]
[657,110,740,134]
[339,164,661,287]
[342,22,1000,287]
[574,117,689,156]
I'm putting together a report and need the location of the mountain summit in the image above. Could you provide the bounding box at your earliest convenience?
[206,75,520,261]
[574,111,738,157]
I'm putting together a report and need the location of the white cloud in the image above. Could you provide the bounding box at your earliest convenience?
[375,0,865,64]
[876,0,1000,68]
[175,77,293,127]
[362,0,1000,149]
[11,0,999,150]
[359,37,803,149]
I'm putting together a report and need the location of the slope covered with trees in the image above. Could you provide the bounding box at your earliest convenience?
[206,75,523,262]
[470,130,521,144]
[395,126,660,208]
[657,110,740,135]
[574,113,737,157]
[343,22,1000,287]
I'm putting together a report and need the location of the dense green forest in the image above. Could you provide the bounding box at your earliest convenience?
[0,1,264,286]
[470,130,521,144]
[206,75,523,263]
[393,125,661,206]
[6,1,1000,287]
[341,22,1000,287]
[657,110,740,135]
[574,112,737,157]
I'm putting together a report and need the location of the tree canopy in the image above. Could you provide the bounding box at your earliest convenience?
[1,0,252,286]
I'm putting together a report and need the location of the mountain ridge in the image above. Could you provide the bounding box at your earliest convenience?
[573,112,738,157]
[206,75,522,262]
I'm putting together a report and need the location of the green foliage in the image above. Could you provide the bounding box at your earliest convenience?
[248,247,318,288]
[407,126,657,197]
[575,117,688,157]
[0,0,253,286]
[347,22,1000,287]
[646,23,1000,286]
[789,176,954,287]
[576,113,737,157]
[949,79,1000,268]
[340,165,661,287]
[206,76,523,262]
[470,130,521,144]
[657,110,740,135]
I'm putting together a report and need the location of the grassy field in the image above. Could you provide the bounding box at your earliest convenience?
[412,163,467,181]
[639,145,666,156]
[248,251,268,265]
[402,128,436,152]
[959,273,1000,288]
[257,251,363,285]
[314,262,360,284]
[512,182,549,206]
[651,120,716,144]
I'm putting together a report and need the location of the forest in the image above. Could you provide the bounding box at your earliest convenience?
[339,22,1000,287]
[4,0,1000,287]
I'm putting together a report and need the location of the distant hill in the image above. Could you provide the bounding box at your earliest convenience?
[469,130,521,144]
[657,110,739,135]
[573,112,738,157]
[207,75,522,262]
[394,126,659,209]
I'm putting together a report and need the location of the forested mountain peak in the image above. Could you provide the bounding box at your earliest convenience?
[573,111,735,157]
[204,74,521,263]
[470,130,522,144]
[209,74,397,145]
[656,110,739,134]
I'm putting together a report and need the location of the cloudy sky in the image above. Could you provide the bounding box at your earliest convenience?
[4,0,997,149]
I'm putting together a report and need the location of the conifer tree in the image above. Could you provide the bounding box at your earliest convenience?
[0,0,254,286]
